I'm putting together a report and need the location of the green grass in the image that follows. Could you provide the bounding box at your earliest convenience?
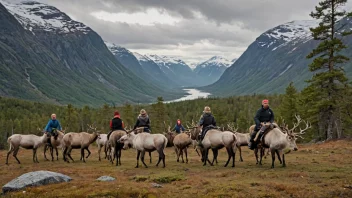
[1,140,352,198]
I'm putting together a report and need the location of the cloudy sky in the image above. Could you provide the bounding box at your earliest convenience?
[37,0,352,66]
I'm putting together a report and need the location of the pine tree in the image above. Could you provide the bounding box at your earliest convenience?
[122,103,134,128]
[151,97,166,133]
[304,0,352,140]
[279,82,299,127]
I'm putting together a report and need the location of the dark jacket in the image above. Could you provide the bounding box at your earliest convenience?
[199,113,216,128]
[172,124,185,133]
[44,119,62,133]
[134,115,151,130]
[110,116,124,131]
[254,106,274,129]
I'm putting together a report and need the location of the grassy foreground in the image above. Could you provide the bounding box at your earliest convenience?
[0,140,352,198]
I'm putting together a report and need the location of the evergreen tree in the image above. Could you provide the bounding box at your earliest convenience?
[151,97,166,133]
[122,103,134,128]
[279,82,299,127]
[304,0,352,140]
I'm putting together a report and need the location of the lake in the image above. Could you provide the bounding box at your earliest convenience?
[165,89,211,103]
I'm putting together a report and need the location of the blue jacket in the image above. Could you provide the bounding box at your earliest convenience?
[44,119,62,133]
[172,124,185,133]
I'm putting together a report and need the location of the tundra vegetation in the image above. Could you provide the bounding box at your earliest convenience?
[0,140,352,197]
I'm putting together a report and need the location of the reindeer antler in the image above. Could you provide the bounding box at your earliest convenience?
[87,124,97,132]
[290,114,303,132]
[295,119,311,135]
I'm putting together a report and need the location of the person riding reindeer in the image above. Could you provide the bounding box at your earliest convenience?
[248,99,275,150]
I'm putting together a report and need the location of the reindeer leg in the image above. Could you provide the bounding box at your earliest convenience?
[67,148,74,162]
[55,147,59,161]
[271,149,276,169]
[162,150,166,168]
[81,148,86,163]
[185,147,189,164]
[98,144,101,161]
[135,150,140,168]
[232,147,236,168]
[50,147,54,161]
[13,148,21,164]
[115,147,119,166]
[63,147,68,162]
[203,149,209,166]
[224,147,232,167]
[6,144,14,165]
[175,147,179,162]
[276,150,282,164]
[238,145,243,162]
[259,147,264,165]
[195,148,201,157]
[254,148,259,165]
[282,154,286,167]
[181,149,185,163]
[118,149,122,165]
[35,148,39,163]
[104,144,107,159]
[33,148,36,163]
[44,144,49,161]
[86,148,91,158]
[149,151,152,164]
[211,149,217,166]
[141,151,148,168]
[156,149,163,167]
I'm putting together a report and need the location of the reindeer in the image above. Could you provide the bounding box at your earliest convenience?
[43,128,66,161]
[118,127,168,168]
[62,124,100,163]
[257,115,311,168]
[226,123,250,162]
[163,122,176,147]
[188,121,237,167]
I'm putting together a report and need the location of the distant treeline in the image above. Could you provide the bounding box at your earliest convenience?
[1,82,351,149]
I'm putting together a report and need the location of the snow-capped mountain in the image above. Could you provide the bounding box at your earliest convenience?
[105,42,181,89]
[0,0,179,106]
[203,18,352,96]
[194,56,235,84]
[197,56,233,69]
[258,20,318,51]
[145,54,202,86]
[0,0,91,34]
[133,52,180,87]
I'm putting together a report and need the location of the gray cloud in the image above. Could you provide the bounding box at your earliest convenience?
[37,0,352,64]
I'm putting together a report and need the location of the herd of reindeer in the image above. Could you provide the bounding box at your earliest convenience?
[5,115,310,169]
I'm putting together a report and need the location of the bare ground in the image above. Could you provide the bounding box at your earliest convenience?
[1,140,352,198]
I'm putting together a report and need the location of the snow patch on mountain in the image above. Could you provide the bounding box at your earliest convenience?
[1,0,90,34]
[258,20,318,51]
[197,56,233,69]
[104,42,134,58]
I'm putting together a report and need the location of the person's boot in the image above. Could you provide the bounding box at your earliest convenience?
[248,131,257,150]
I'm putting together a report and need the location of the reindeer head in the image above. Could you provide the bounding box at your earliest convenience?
[281,115,311,152]
[119,132,135,150]
[186,119,201,140]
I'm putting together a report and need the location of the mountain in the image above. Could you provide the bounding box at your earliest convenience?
[194,56,235,84]
[133,52,180,88]
[0,0,179,106]
[202,19,352,96]
[146,54,203,86]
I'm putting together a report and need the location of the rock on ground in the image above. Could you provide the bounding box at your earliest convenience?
[151,183,163,188]
[96,176,116,182]
[2,171,72,194]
